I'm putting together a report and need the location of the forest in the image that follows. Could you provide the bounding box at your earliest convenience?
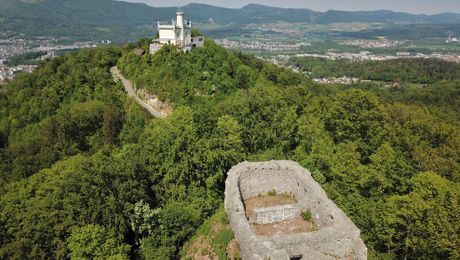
[7,51,47,66]
[290,57,460,83]
[0,39,459,259]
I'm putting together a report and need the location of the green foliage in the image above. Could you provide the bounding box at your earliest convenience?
[291,57,460,84]
[0,38,458,260]
[68,224,130,260]
[373,173,460,259]
[0,46,124,181]
[140,203,202,259]
[131,201,161,239]
[8,51,46,66]
[325,89,386,160]
[180,205,237,260]
[0,152,152,259]
[267,190,277,196]
[235,64,254,89]
[117,40,305,105]
[301,209,313,222]
[117,40,458,259]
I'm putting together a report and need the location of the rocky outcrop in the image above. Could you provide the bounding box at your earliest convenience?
[111,66,171,118]
[224,161,367,260]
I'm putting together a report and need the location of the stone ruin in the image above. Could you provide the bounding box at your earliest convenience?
[224,161,367,260]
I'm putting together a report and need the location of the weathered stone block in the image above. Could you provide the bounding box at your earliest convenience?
[254,204,300,224]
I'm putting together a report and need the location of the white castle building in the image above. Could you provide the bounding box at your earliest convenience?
[150,11,204,54]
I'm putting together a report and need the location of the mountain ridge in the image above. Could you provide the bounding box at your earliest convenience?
[0,0,459,41]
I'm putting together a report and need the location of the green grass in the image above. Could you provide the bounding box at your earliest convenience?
[301,209,313,222]
[267,189,277,196]
[180,205,239,259]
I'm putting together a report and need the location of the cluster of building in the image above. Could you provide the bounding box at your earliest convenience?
[216,39,307,51]
[32,41,98,53]
[270,50,460,86]
[0,38,30,59]
[0,37,99,59]
[312,76,361,85]
[328,22,372,32]
[242,23,303,36]
[339,39,405,48]
[0,64,37,83]
[292,51,460,63]
[0,36,101,81]
[312,76,406,87]
[38,51,58,61]
[446,34,459,43]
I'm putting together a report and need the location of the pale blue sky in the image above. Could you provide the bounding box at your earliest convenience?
[122,0,460,14]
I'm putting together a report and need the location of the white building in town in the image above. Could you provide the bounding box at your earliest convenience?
[447,34,459,43]
[150,11,204,54]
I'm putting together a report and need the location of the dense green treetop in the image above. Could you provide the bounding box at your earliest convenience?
[291,57,460,84]
[0,39,458,259]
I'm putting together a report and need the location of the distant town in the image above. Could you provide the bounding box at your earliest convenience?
[339,39,405,48]
[0,37,105,83]
[270,51,460,85]
[1,27,460,84]
[215,39,307,51]
[287,51,460,63]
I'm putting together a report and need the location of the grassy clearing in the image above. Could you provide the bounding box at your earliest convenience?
[180,205,240,260]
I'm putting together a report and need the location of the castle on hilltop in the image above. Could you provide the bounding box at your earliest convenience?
[150,10,205,54]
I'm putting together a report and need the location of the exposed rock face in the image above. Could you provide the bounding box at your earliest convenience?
[224,161,367,260]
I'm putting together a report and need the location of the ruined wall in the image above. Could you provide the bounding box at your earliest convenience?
[254,204,300,224]
[225,161,368,260]
[237,163,336,228]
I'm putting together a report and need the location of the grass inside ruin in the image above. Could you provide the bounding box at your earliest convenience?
[253,217,316,237]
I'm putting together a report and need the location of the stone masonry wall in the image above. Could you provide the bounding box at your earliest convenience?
[254,204,300,224]
[225,161,368,260]
[238,164,335,229]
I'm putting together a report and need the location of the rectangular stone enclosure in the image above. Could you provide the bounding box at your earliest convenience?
[254,204,300,224]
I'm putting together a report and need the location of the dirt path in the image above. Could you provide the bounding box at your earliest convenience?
[111,66,166,119]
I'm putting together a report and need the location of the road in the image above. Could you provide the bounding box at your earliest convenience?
[111,66,165,119]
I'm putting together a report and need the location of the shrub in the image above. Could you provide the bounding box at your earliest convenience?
[267,189,277,196]
[301,209,313,222]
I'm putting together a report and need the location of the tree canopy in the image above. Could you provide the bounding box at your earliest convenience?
[0,39,458,259]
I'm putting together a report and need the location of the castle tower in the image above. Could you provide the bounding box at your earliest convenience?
[151,6,205,54]
[176,12,185,47]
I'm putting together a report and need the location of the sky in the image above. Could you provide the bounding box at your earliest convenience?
[121,0,460,15]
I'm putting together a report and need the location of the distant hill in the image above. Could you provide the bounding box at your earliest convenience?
[189,4,460,25]
[0,0,175,41]
[0,0,459,42]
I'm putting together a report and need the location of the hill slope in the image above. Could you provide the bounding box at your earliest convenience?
[0,38,459,259]
[1,1,460,41]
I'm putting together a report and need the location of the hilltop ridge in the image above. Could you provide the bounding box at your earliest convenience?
[1,0,460,41]
[0,36,459,259]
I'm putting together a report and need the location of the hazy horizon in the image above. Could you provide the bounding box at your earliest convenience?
[121,0,460,15]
